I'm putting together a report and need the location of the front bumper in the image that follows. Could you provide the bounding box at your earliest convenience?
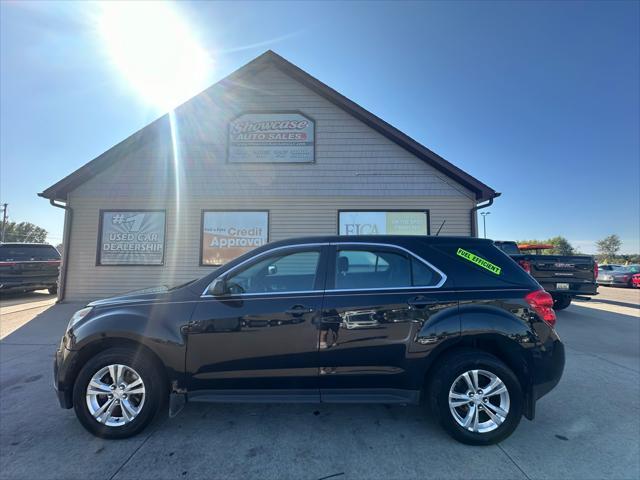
[53,344,75,409]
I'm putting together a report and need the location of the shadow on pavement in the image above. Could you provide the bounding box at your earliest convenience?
[0,289,56,308]
[1,302,82,345]
[582,298,640,309]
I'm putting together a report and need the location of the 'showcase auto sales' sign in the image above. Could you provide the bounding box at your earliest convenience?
[228,112,315,163]
[98,211,165,265]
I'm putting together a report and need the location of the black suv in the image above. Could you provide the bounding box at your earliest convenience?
[0,242,61,294]
[54,236,564,445]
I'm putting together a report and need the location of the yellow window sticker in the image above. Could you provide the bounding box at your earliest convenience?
[456,248,502,275]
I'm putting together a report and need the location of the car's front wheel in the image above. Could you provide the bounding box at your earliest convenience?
[429,350,523,445]
[72,348,166,439]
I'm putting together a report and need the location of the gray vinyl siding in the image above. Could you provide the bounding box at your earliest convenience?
[63,65,477,301]
[72,66,475,200]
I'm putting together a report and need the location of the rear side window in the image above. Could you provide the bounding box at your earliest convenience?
[432,243,536,288]
[335,248,442,290]
[0,245,60,261]
[494,242,521,255]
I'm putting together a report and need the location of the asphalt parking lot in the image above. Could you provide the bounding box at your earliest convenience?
[1,287,638,480]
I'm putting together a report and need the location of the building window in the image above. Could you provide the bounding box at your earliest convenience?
[97,210,166,266]
[201,211,269,266]
[338,210,430,236]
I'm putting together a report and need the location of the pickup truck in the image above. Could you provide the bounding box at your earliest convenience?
[494,241,598,310]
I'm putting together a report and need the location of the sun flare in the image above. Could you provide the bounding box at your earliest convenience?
[98,1,211,111]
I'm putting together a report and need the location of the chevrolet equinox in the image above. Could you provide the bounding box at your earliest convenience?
[54,236,564,445]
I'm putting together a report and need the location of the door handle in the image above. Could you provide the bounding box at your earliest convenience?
[285,305,314,316]
[408,296,439,309]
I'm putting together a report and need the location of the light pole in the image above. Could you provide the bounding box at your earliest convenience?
[480,211,491,238]
[1,203,7,242]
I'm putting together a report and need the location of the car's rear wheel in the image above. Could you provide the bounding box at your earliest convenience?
[72,348,165,439]
[552,294,571,310]
[429,350,523,445]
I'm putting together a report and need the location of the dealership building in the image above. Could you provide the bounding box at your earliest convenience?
[40,51,499,302]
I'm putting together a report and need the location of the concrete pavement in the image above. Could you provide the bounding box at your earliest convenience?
[0,288,638,480]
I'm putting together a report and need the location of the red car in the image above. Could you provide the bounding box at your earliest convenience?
[632,273,640,288]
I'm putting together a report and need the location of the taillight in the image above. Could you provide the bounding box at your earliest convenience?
[594,262,598,280]
[518,259,532,274]
[525,289,556,328]
[0,261,16,267]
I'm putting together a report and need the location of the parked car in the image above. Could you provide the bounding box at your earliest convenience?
[493,241,598,310]
[598,264,623,274]
[598,265,640,287]
[0,242,61,294]
[632,273,640,288]
[54,236,564,445]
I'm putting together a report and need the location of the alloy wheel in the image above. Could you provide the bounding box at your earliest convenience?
[85,364,146,427]
[448,369,510,433]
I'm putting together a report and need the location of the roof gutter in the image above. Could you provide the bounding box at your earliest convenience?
[470,193,500,237]
[48,198,72,302]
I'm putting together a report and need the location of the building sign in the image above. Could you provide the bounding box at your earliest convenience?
[228,112,315,163]
[98,211,165,265]
[339,211,429,236]
[201,211,269,265]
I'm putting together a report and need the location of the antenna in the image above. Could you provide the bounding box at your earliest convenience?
[435,219,446,236]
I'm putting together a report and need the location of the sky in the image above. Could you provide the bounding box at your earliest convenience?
[1,0,639,253]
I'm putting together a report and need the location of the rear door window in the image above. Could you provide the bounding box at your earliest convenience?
[334,247,442,290]
[0,245,60,261]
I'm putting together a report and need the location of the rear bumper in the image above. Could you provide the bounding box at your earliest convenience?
[1,278,58,291]
[532,340,565,402]
[538,281,597,297]
[597,279,629,286]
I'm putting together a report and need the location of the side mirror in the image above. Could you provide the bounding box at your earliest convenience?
[267,264,278,276]
[208,278,227,296]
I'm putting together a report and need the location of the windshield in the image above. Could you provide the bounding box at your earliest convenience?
[0,245,60,261]
[618,265,640,273]
[168,278,198,291]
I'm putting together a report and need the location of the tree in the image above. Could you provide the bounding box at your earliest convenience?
[2,221,48,243]
[596,234,622,261]
[547,236,576,255]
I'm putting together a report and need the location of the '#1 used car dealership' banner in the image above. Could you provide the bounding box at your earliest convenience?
[202,211,269,265]
[339,211,429,236]
[228,112,315,163]
[98,211,165,265]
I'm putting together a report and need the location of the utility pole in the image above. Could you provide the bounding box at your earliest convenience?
[480,211,491,239]
[1,203,7,242]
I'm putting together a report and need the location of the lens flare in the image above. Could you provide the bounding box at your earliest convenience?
[98,1,211,111]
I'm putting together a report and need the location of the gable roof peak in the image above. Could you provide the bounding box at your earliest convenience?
[39,51,497,202]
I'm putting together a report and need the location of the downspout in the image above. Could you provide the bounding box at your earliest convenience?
[49,198,72,302]
[470,193,500,237]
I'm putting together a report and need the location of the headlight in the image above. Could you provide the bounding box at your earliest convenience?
[67,307,93,331]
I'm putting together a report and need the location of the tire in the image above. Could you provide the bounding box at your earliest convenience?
[428,350,523,445]
[552,294,571,310]
[48,286,58,295]
[72,347,166,439]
